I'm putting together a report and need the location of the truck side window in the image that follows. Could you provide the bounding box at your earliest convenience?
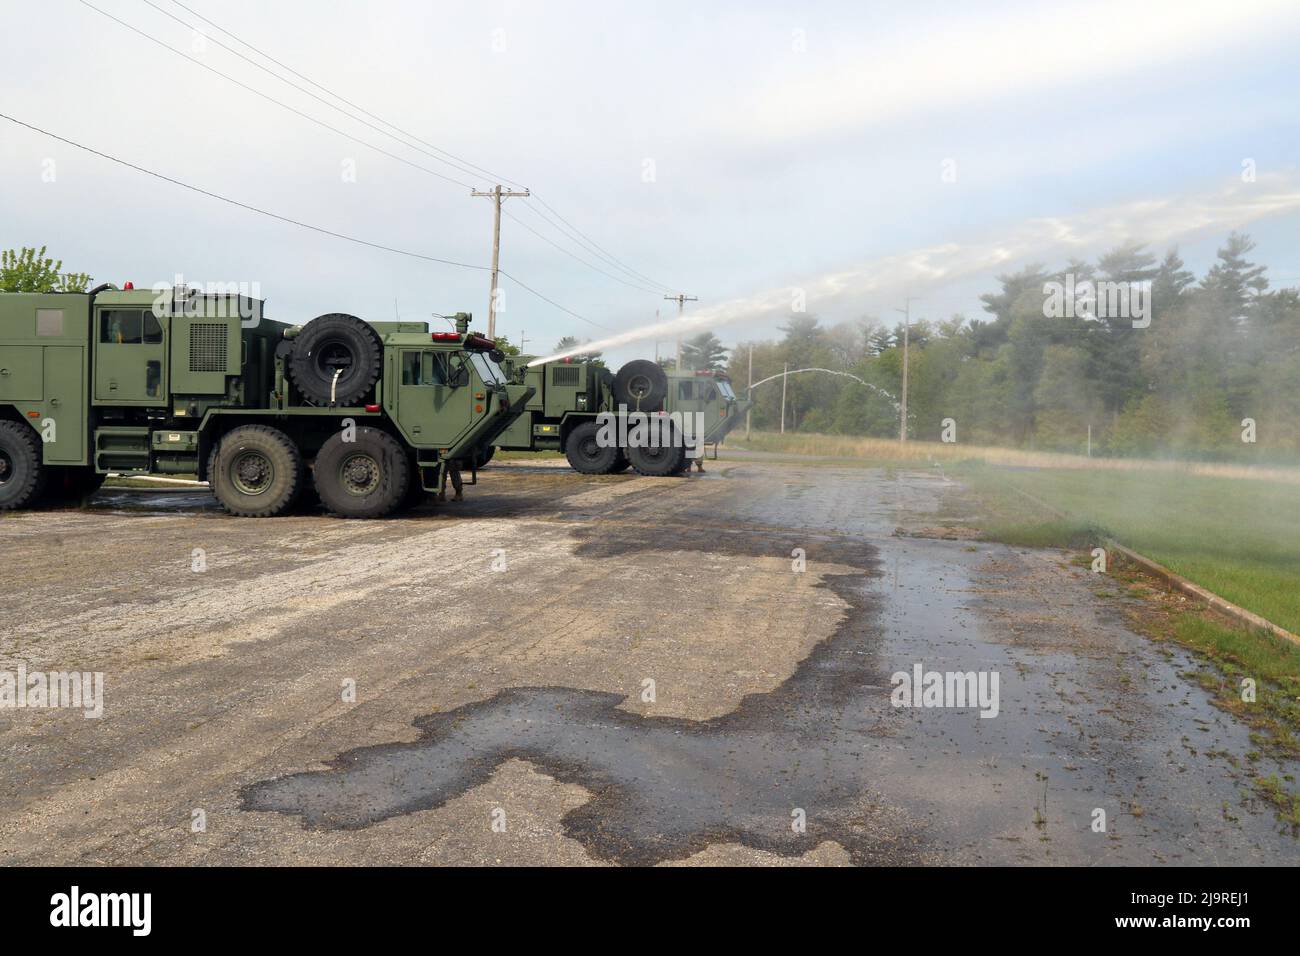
[402,351,422,385]
[143,312,163,344]
[678,381,694,400]
[402,351,449,386]
[702,384,718,401]
[101,310,143,344]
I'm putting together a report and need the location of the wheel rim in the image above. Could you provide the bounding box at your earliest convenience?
[0,449,12,486]
[627,374,652,400]
[315,339,355,378]
[231,450,275,496]
[339,453,381,496]
[579,436,602,461]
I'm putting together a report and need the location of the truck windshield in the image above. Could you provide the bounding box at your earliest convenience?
[469,352,508,386]
[718,381,737,400]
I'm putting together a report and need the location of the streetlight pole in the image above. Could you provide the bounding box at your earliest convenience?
[894,298,918,442]
[746,345,753,439]
[780,362,788,434]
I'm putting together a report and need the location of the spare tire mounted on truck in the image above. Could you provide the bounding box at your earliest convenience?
[612,359,667,412]
[287,313,383,406]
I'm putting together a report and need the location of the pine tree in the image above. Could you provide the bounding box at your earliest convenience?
[1200,232,1268,321]
[680,331,728,371]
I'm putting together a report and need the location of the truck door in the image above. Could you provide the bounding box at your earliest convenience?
[94,307,167,404]
[41,347,85,463]
[394,350,472,448]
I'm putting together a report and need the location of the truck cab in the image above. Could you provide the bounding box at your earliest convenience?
[667,369,751,447]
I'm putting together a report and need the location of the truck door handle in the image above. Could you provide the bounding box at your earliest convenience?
[0,368,9,376]
[49,399,60,408]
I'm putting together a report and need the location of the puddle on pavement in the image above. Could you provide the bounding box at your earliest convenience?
[241,466,1298,864]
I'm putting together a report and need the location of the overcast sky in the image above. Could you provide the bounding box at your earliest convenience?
[3,0,1300,366]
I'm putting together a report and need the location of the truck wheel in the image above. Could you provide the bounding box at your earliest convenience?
[210,425,304,517]
[474,446,496,469]
[612,359,667,412]
[42,467,106,504]
[627,438,686,477]
[609,448,630,473]
[0,421,44,511]
[565,421,619,474]
[400,457,427,511]
[314,427,409,518]
[288,313,383,406]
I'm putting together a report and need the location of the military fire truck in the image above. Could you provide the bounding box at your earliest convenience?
[493,357,751,476]
[0,284,531,517]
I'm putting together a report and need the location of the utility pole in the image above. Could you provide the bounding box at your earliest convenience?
[746,345,753,439]
[472,185,530,339]
[894,298,918,442]
[518,330,528,355]
[664,294,697,371]
[780,362,788,434]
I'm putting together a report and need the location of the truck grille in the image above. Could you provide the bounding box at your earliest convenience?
[551,366,579,386]
[189,323,228,372]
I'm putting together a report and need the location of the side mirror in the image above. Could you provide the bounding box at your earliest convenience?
[449,358,470,388]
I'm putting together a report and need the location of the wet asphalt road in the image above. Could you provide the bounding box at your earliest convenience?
[0,456,1295,865]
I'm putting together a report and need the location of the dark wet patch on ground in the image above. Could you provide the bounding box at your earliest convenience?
[240,516,932,864]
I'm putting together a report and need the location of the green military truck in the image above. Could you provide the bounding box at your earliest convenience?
[0,284,532,517]
[493,357,750,476]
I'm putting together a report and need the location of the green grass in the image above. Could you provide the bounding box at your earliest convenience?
[958,462,1300,637]
[492,449,564,461]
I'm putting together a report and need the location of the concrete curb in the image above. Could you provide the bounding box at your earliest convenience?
[1005,484,1300,649]
[105,474,207,487]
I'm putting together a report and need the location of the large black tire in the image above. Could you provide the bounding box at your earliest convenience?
[612,359,667,412]
[0,421,44,511]
[287,313,383,406]
[609,448,631,473]
[400,457,427,511]
[210,425,304,517]
[627,422,686,477]
[565,421,619,474]
[314,427,409,519]
[41,466,106,504]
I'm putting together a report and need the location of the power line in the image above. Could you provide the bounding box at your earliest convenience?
[138,0,494,188]
[163,0,521,190]
[0,112,610,330]
[502,209,665,295]
[157,0,675,294]
[530,194,674,291]
[77,0,476,189]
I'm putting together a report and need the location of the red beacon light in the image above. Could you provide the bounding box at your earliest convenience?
[123,281,134,290]
[431,331,460,341]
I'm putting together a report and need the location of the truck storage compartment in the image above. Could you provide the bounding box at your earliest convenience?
[94,425,151,473]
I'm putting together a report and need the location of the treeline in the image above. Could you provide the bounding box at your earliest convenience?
[723,232,1300,460]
